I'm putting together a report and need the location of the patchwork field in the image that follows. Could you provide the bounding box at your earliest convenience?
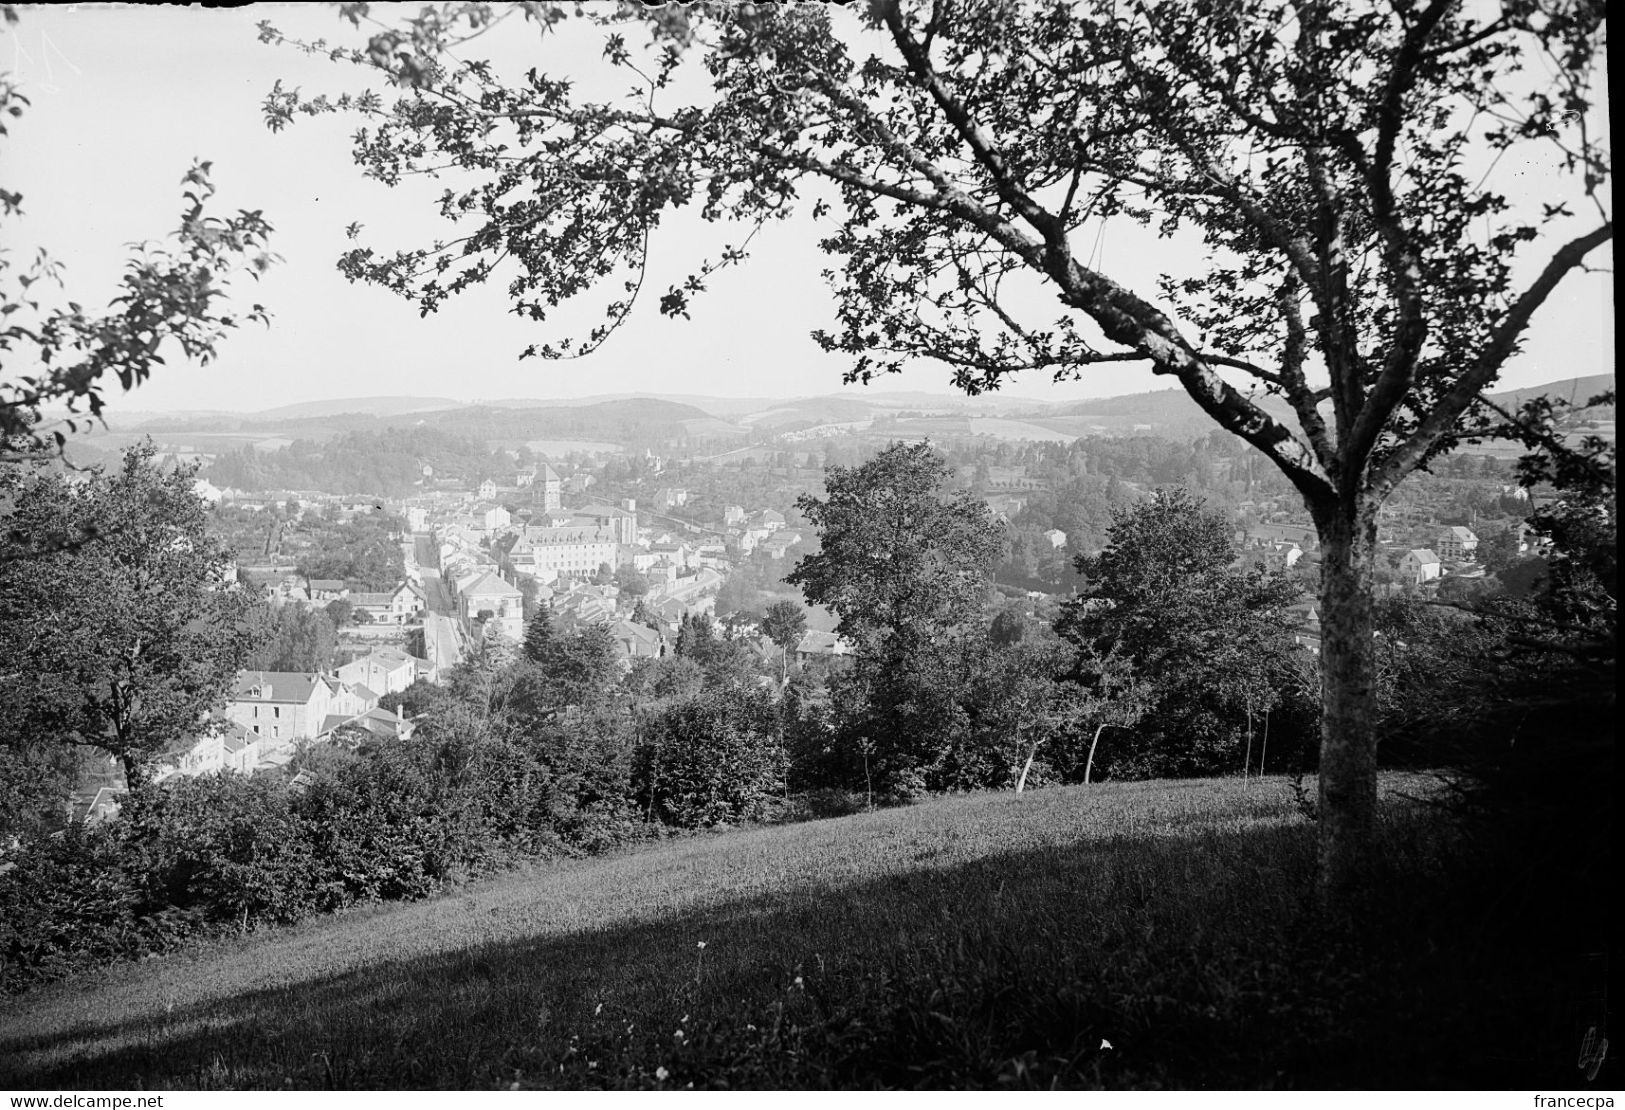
[523,439,628,455]
[0,775,1596,1090]
[964,417,1079,442]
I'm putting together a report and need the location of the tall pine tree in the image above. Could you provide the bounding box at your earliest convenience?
[523,602,559,667]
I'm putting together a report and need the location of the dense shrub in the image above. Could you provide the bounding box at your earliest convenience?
[637,685,784,827]
[783,687,858,795]
[0,824,196,992]
[123,775,317,930]
[504,707,641,852]
[0,723,641,992]
[457,733,567,855]
[295,737,500,906]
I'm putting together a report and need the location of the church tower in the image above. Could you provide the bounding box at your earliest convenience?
[534,463,562,513]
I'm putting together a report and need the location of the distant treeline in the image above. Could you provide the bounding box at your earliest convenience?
[421,398,726,445]
[202,398,753,494]
[205,427,512,495]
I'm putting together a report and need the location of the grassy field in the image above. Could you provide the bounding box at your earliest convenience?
[0,775,1601,1090]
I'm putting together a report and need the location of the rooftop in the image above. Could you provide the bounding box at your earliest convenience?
[233,671,326,704]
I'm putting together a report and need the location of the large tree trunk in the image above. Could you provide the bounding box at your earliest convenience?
[1314,505,1381,900]
[119,751,147,793]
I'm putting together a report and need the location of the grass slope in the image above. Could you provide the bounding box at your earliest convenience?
[0,777,1593,1090]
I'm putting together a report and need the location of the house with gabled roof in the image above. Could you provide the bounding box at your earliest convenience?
[557,590,616,629]
[761,531,802,560]
[1398,548,1442,585]
[453,562,500,595]
[349,580,426,624]
[338,705,415,743]
[609,619,664,666]
[1436,525,1478,562]
[338,647,421,697]
[227,671,342,749]
[460,568,525,639]
[648,596,688,634]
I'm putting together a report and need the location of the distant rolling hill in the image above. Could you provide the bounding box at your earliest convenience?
[739,396,880,430]
[1011,375,1619,443]
[249,396,464,422]
[1479,374,1613,412]
[483,393,787,419]
[76,374,1612,461]
[407,398,748,446]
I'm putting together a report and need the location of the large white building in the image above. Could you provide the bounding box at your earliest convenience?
[225,671,375,750]
[510,524,621,581]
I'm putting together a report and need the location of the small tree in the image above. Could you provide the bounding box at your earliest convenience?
[790,442,1002,658]
[790,442,1003,793]
[1057,489,1303,779]
[525,623,623,711]
[760,599,808,688]
[522,602,560,666]
[1477,527,1523,575]
[247,602,338,673]
[0,445,259,787]
[324,598,354,629]
[674,612,721,665]
[516,573,541,620]
[965,634,1077,793]
[989,603,1028,648]
[631,597,660,631]
[614,565,650,598]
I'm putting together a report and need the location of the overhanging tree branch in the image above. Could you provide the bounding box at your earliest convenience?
[1370,221,1613,500]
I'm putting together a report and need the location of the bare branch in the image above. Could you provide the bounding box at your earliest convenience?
[1341,0,1452,476]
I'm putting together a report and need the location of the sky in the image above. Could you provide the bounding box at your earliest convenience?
[3,4,1613,415]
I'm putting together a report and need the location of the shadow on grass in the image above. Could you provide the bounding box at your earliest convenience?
[0,806,1605,1091]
